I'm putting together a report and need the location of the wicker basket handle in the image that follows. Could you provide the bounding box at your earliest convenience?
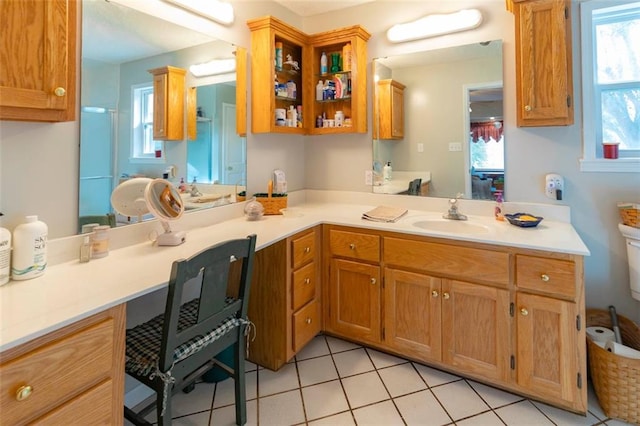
[268,180,273,199]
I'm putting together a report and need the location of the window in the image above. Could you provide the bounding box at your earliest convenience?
[131,84,164,162]
[580,1,640,172]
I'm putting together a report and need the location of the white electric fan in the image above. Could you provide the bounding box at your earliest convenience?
[111,178,187,246]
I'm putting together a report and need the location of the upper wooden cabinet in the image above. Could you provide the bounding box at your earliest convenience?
[512,0,574,127]
[0,0,77,122]
[374,79,405,139]
[247,16,370,135]
[148,66,186,141]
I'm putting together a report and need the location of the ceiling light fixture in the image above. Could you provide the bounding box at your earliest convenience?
[190,58,236,77]
[163,0,234,25]
[386,9,483,43]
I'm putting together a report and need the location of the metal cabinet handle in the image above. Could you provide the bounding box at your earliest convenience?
[16,385,33,401]
[349,243,355,250]
[304,247,310,253]
[431,290,439,298]
[520,308,529,316]
[304,278,310,284]
[54,87,66,97]
[442,292,450,300]
[524,105,532,111]
[540,274,550,282]
[306,317,312,324]
[370,278,376,285]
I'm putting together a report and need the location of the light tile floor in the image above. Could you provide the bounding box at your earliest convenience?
[126,334,634,426]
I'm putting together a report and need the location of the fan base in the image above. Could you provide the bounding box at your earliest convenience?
[157,231,186,246]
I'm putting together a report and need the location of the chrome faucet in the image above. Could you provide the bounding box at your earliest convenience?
[443,193,468,220]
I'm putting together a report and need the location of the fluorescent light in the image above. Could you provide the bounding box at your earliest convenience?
[387,9,483,43]
[163,0,234,25]
[190,58,236,77]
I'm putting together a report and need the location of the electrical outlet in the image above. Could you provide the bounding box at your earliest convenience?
[417,143,424,153]
[545,173,564,200]
[365,170,373,185]
[448,142,462,152]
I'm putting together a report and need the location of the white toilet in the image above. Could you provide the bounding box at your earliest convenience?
[619,223,640,301]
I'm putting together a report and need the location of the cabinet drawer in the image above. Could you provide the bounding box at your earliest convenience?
[293,300,321,352]
[34,379,113,425]
[384,237,509,287]
[292,262,316,311]
[516,255,576,299]
[292,230,316,269]
[0,318,115,425]
[329,229,380,262]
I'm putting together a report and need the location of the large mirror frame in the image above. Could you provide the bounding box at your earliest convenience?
[79,0,246,233]
[372,40,504,201]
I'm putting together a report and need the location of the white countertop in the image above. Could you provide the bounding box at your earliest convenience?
[0,192,589,352]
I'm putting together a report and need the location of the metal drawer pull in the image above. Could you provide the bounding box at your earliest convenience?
[370,278,376,285]
[304,247,310,253]
[54,87,66,97]
[524,105,532,111]
[304,278,310,284]
[349,243,355,250]
[442,292,450,300]
[16,385,33,401]
[520,308,529,316]
[306,317,312,324]
[540,274,550,282]
[431,290,439,298]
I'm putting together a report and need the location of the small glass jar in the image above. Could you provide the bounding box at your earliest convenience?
[91,225,110,258]
[244,197,264,221]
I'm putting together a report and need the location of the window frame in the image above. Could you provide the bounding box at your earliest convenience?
[579,0,640,173]
[130,83,164,164]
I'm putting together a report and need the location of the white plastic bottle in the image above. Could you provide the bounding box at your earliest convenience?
[0,226,11,285]
[316,80,323,101]
[383,162,393,181]
[11,215,48,280]
[320,51,328,74]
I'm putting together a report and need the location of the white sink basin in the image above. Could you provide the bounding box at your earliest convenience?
[413,219,490,235]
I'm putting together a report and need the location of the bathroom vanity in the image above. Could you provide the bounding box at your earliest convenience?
[0,192,589,418]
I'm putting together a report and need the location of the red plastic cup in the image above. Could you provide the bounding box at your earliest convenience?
[603,142,619,159]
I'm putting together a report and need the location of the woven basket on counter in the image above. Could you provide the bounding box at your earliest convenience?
[585,308,640,424]
[618,202,640,228]
[253,181,286,215]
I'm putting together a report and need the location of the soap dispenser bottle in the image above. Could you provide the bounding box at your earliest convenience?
[383,162,392,182]
[494,192,505,221]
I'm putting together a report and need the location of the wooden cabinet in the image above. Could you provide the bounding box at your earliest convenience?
[374,79,405,139]
[512,0,574,127]
[148,66,186,140]
[0,304,125,425]
[247,227,321,370]
[0,0,77,122]
[247,16,370,135]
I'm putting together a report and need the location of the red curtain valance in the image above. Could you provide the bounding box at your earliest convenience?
[470,121,503,142]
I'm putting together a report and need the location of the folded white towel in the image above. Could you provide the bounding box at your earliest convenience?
[362,206,408,223]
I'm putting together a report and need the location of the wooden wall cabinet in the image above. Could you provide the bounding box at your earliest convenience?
[148,66,186,141]
[374,79,405,139]
[0,305,125,425]
[512,0,574,127]
[247,227,321,370]
[247,16,370,135]
[0,0,77,122]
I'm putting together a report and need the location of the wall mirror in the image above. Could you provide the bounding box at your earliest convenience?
[79,0,246,232]
[372,40,504,201]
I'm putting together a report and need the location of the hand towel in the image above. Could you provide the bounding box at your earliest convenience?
[362,206,408,223]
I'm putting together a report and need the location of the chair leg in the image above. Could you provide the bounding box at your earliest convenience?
[157,390,172,426]
[234,338,247,426]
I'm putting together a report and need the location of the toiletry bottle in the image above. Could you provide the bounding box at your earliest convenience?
[79,235,92,263]
[342,42,352,71]
[320,51,328,75]
[495,192,505,221]
[11,215,47,280]
[383,162,392,181]
[0,224,10,285]
[316,80,323,101]
[91,225,110,258]
[179,177,187,193]
[275,41,283,69]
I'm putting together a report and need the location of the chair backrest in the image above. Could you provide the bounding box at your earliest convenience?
[158,234,257,372]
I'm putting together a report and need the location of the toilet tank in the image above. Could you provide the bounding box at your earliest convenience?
[619,223,640,302]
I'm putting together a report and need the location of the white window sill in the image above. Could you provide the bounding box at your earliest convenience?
[129,157,165,165]
[580,158,640,173]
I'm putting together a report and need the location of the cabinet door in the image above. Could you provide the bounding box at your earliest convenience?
[516,292,579,405]
[0,0,77,122]
[327,258,381,343]
[442,280,511,382]
[384,269,441,362]
[515,0,573,126]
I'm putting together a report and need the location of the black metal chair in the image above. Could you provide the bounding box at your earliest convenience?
[124,234,257,426]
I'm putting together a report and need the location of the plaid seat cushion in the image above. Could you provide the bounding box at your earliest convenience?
[125,297,243,379]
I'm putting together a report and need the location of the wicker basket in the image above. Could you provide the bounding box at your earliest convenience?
[586,308,640,424]
[253,185,287,215]
[618,202,640,228]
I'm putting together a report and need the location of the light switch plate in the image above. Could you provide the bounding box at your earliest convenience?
[448,142,462,152]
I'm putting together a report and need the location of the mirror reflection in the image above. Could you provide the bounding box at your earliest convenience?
[79,0,245,232]
[372,40,504,200]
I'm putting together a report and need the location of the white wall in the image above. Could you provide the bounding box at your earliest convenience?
[0,0,638,321]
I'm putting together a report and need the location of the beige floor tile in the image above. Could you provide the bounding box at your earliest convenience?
[333,348,375,377]
[297,355,339,386]
[531,400,602,425]
[393,389,452,426]
[258,389,305,426]
[413,363,462,387]
[366,348,408,369]
[170,411,212,426]
[341,371,389,409]
[494,400,554,425]
[307,411,355,425]
[352,400,404,426]
[212,371,257,408]
[295,335,330,360]
[258,362,299,397]
[326,336,361,353]
[378,363,427,397]
[210,399,257,426]
[301,380,350,421]
[430,380,490,421]
[467,380,524,408]
[456,410,504,426]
